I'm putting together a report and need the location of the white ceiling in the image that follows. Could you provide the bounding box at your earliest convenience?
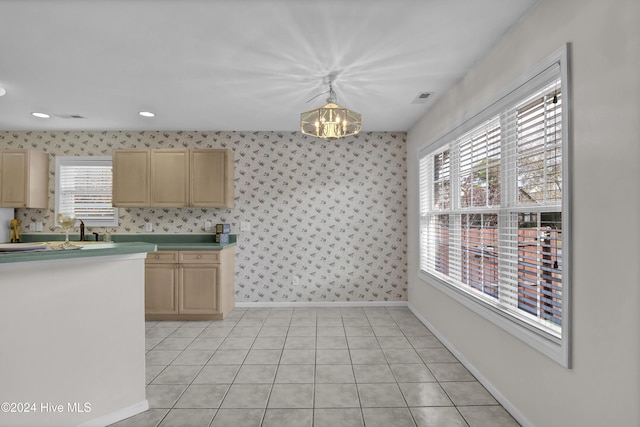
[0,0,537,132]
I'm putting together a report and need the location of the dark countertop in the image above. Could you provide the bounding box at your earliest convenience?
[153,243,235,251]
[20,233,237,251]
[0,242,158,265]
[3,233,238,264]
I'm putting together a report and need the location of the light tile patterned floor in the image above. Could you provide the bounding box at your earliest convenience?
[111,307,520,427]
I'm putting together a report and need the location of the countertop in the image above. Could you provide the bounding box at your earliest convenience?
[21,233,236,248]
[0,242,158,264]
[2,233,238,264]
[94,233,237,249]
[152,242,235,250]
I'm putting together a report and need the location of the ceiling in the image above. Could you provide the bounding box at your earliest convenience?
[0,0,537,133]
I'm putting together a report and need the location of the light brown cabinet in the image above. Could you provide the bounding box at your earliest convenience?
[190,149,235,207]
[0,149,48,208]
[151,150,189,207]
[145,248,235,320]
[112,150,150,207]
[112,149,234,208]
[179,254,219,314]
[144,251,179,315]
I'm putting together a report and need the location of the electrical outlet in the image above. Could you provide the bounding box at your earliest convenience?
[292,276,300,287]
[29,222,36,232]
[36,222,43,232]
[240,222,251,232]
[145,222,153,232]
[204,221,212,232]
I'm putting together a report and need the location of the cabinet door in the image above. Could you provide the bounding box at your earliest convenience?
[145,263,179,314]
[0,151,27,207]
[190,149,234,207]
[1,150,49,208]
[179,264,219,314]
[151,150,189,207]
[113,150,150,207]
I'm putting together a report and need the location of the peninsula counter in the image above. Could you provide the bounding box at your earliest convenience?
[0,242,156,427]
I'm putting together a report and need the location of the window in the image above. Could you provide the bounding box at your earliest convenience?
[418,46,570,366]
[55,156,118,227]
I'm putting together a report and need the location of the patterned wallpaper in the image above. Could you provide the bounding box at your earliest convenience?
[1,131,407,302]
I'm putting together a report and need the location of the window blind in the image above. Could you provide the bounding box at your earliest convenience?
[459,118,501,208]
[419,74,564,340]
[56,157,118,227]
[502,79,563,332]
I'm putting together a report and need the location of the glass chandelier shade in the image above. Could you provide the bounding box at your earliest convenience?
[300,84,361,140]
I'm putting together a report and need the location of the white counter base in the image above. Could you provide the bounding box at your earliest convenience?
[0,253,149,427]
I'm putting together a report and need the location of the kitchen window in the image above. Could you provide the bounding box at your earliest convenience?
[55,156,118,227]
[418,45,570,367]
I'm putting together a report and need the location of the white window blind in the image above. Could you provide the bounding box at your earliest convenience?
[502,80,563,332]
[459,118,501,208]
[418,46,570,366]
[55,157,118,227]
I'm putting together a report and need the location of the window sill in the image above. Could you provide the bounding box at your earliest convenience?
[419,270,570,368]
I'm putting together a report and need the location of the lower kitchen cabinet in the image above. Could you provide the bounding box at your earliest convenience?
[179,263,218,314]
[145,260,179,315]
[145,248,235,320]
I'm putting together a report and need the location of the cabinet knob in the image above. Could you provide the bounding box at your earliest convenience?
[155,254,160,259]
[197,255,202,259]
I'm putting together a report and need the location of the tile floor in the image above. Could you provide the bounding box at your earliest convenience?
[111,306,520,427]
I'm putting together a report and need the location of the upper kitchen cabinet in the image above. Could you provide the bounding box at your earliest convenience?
[152,149,189,207]
[112,150,150,207]
[112,149,234,208]
[0,149,48,208]
[190,149,235,208]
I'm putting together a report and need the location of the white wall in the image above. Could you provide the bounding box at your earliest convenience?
[407,1,640,426]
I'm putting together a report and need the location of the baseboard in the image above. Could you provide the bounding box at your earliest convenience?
[76,400,149,427]
[406,303,534,427]
[235,301,408,308]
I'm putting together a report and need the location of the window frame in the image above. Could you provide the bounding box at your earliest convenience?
[417,45,571,367]
[55,156,119,227]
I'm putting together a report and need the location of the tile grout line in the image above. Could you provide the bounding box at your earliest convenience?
[137,307,516,427]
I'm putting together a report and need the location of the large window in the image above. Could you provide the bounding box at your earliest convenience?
[55,156,118,227]
[418,46,570,366]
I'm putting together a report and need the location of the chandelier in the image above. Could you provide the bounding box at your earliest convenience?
[300,82,362,140]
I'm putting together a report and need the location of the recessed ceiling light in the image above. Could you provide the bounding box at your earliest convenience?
[138,111,155,117]
[0,87,6,97]
[31,112,50,118]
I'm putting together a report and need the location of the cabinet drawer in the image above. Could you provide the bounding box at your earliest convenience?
[179,251,220,264]
[146,251,179,263]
